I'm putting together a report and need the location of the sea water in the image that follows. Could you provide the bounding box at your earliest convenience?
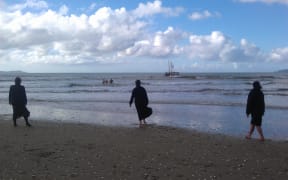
[0,72,287,140]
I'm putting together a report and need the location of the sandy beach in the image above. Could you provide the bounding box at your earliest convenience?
[0,117,287,180]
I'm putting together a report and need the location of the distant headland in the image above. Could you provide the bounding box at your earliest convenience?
[0,71,26,74]
[277,69,288,73]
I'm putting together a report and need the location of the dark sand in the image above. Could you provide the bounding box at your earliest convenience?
[0,118,287,180]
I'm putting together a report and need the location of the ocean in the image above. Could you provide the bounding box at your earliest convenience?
[0,72,287,140]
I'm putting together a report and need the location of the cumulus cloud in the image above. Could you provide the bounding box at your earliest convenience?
[186,31,229,60]
[9,0,48,11]
[0,0,286,69]
[0,0,186,65]
[220,40,264,62]
[268,47,288,62]
[189,10,220,21]
[184,31,267,62]
[119,27,185,57]
[133,0,183,17]
[184,31,287,64]
[238,0,288,5]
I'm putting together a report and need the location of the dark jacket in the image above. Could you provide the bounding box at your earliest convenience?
[9,85,27,106]
[129,86,148,107]
[246,88,265,117]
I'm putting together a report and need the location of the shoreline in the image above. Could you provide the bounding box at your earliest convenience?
[2,102,288,141]
[0,119,288,179]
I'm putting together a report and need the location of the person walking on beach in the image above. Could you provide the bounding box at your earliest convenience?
[9,77,31,127]
[129,80,152,128]
[246,81,265,141]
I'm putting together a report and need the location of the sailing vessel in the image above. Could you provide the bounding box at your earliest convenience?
[164,61,180,77]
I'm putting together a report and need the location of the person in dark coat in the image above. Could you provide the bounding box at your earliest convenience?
[9,77,31,127]
[246,81,265,141]
[129,80,150,128]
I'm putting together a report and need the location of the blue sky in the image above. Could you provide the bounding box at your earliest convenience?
[0,0,287,72]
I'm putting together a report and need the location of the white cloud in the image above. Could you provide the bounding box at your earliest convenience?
[186,31,229,60]
[133,0,183,17]
[119,27,185,57]
[9,0,48,11]
[185,32,267,63]
[188,34,288,64]
[238,0,288,5]
[189,10,220,21]
[0,2,149,64]
[220,38,264,62]
[0,0,286,71]
[0,0,186,65]
[268,47,288,62]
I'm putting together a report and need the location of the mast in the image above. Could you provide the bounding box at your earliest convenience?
[170,61,174,73]
[165,60,179,77]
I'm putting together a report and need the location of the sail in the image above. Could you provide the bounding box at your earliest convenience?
[165,60,180,77]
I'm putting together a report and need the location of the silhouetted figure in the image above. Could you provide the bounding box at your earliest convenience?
[109,78,113,84]
[103,78,113,85]
[246,81,265,141]
[9,77,31,127]
[129,80,152,128]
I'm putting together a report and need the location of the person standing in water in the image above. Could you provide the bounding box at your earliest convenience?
[246,81,265,141]
[129,80,151,128]
[9,77,31,127]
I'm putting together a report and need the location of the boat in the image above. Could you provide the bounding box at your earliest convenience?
[164,61,180,77]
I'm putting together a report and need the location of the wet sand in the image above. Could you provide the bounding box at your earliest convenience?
[0,118,287,180]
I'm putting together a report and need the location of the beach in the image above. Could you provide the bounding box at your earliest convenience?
[0,117,287,180]
[1,73,288,140]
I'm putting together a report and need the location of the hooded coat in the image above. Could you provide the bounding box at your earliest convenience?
[130,85,149,120]
[9,84,30,119]
[246,87,265,118]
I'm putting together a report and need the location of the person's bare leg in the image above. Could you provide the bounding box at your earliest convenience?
[139,120,143,128]
[256,126,264,141]
[246,124,255,139]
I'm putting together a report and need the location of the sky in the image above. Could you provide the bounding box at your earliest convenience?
[0,0,287,73]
